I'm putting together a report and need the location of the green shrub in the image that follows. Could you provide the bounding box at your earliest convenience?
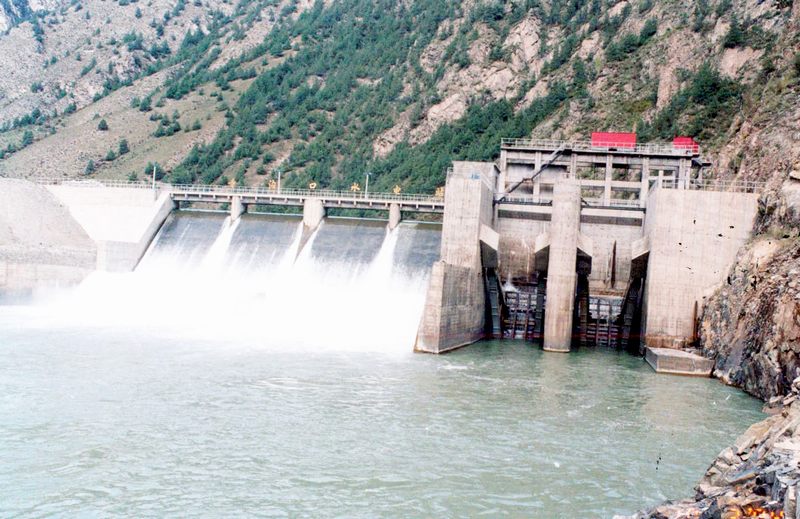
[138,96,152,112]
[639,18,657,44]
[144,161,165,180]
[118,139,129,155]
[97,118,108,130]
[85,159,96,174]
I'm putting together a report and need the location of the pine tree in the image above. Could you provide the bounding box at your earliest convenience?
[85,159,96,175]
[723,15,745,48]
[118,139,130,155]
[97,118,109,131]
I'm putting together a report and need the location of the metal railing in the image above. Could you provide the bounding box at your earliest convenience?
[34,178,155,189]
[497,194,642,210]
[32,177,444,204]
[500,137,699,156]
[445,166,496,193]
[170,184,443,203]
[583,198,642,208]
[495,194,552,206]
[655,178,764,193]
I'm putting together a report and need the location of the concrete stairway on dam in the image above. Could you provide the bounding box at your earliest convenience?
[617,277,645,352]
[484,269,503,339]
[498,144,566,202]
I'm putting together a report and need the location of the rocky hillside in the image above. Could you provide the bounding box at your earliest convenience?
[700,173,800,400]
[0,0,798,192]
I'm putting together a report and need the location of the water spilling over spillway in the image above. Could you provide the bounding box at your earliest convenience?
[47,211,441,351]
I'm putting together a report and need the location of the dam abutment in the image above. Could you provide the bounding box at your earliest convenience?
[415,161,498,354]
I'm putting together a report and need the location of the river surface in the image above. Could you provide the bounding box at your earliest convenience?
[0,315,763,518]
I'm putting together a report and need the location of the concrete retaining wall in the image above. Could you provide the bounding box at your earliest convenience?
[1,180,176,293]
[642,188,759,348]
[47,185,174,272]
[415,162,496,353]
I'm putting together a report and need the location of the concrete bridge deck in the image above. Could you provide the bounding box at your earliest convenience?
[34,179,445,213]
[170,184,444,212]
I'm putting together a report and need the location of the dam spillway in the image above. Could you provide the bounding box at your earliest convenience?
[58,212,441,351]
[0,136,767,358]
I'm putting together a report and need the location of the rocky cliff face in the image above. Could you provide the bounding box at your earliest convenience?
[700,176,800,401]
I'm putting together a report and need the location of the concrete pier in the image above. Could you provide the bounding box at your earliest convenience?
[230,196,246,220]
[388,203,401,230]
[543,179,581,352]
[640,189,758,348]
[302,198,325,231]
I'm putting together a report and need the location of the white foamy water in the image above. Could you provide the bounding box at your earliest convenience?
[29,212,441,352]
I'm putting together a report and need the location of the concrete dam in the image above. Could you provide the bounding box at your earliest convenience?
[0,137,761,360]
[416,137,761,365]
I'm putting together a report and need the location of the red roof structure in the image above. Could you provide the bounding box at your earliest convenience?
[591,132,637,149]
[673,136,700,153]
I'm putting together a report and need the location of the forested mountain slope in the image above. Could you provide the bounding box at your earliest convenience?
[0,0,798,194]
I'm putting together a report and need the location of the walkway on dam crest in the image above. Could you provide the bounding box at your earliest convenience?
[34,179,446,213]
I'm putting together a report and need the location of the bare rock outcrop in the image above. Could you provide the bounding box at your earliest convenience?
[701,176,800,401]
